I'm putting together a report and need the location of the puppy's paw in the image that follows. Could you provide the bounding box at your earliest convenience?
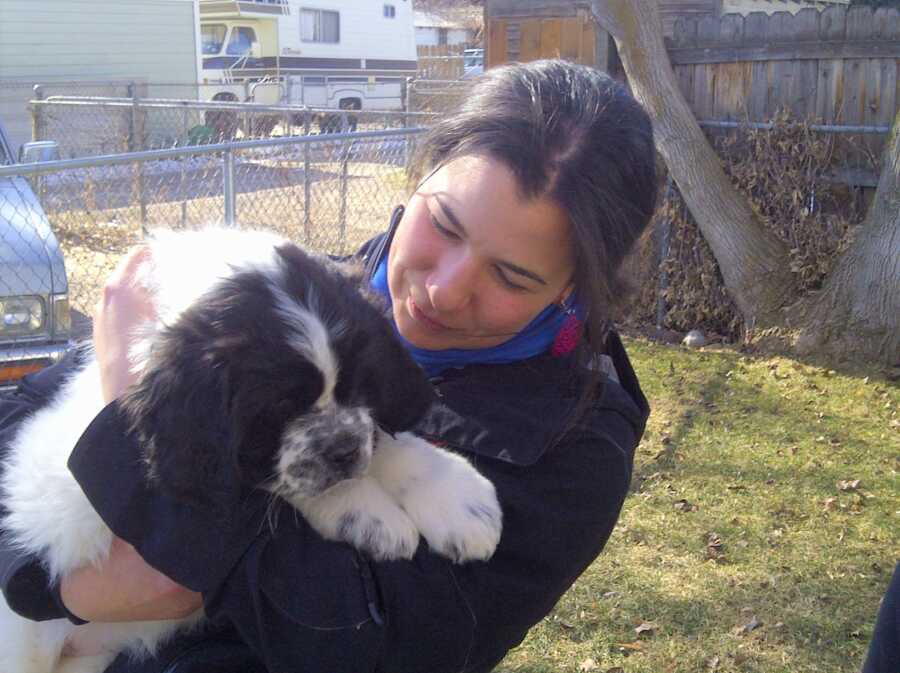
[296,476,421,561]
[400,456,503,563]
[334,507,420,561]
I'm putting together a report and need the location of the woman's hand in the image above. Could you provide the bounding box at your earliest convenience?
[60,535,202,624]
[94,246,156,403]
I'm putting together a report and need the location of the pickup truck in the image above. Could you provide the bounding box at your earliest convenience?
[0,120,71,389]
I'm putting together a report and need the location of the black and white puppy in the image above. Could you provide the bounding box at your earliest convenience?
[0,228,502,673]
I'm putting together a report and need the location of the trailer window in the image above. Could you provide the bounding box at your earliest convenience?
[384,5,396,18]
[226,27,257,56]
[202,24,227,55]
[301,9,339,43]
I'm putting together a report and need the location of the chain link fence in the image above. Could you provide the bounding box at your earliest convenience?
[0,128,425,376]
[30,95,437,160]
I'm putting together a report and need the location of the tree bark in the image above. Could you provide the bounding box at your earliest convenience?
[590,0,797,328]
[791,110,900,364]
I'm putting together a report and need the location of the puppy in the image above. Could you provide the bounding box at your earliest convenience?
[0,228,503,673]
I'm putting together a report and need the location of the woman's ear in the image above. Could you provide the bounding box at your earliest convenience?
[556,283,576,306]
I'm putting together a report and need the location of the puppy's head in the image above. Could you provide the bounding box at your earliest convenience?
[121,243,435,507]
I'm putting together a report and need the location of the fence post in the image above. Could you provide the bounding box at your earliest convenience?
[30,85,45,143]
[303,113,311,243]
[127,82,148,233]
[223,147,236,227]
[181,106,189,227]
[338,140,352,255]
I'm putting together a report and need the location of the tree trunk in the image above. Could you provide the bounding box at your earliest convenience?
[791,111,900,365]
[590,1,797,328]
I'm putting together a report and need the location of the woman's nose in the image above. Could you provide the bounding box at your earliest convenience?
[427,251,475,314]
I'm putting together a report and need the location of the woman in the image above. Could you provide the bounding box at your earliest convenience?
[1,59,657,672]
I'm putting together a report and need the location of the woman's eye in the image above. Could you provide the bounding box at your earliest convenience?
[430,214,459,240]
[495,267,528,292]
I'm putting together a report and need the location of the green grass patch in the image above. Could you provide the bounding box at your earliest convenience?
[496,339,899,673]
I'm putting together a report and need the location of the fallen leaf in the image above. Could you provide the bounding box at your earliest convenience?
[674,499,696,512]
[606,668,625,673]
[706,655,721,670]
[601,591,620,599]
[838,479,861,492]
[734,615,762,636]
[579,658,598,672]
[616,641,643,651]
[635,621,658,636]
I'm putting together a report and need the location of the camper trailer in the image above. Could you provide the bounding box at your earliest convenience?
[198,0,417,111]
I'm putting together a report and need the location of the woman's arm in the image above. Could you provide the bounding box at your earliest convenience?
[59,246,202,623]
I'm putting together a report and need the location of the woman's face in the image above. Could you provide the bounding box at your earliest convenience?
[388,154,575,351]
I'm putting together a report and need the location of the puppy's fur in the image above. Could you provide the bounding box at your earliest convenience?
[0,228,502,673]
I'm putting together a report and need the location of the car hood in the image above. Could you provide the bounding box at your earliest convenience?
[0,176,67,297]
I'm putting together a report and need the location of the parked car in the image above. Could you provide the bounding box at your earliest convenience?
[0,120,71,389]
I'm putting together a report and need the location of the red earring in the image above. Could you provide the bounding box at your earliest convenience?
[551,301,581,356]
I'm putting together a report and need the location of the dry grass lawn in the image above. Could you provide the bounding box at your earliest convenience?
[496,340,898,673]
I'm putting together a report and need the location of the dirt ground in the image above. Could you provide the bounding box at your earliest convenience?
[48,159,408,316]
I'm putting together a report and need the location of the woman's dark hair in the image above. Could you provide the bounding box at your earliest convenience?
[410,59,657,414]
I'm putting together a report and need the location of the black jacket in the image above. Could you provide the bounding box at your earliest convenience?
[0,235,649,673]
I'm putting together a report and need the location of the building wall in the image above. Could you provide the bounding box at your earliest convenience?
[0,0,199,152]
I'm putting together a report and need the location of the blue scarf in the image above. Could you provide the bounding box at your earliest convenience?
[370,256,580,377]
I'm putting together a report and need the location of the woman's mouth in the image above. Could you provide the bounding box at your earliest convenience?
[408,298,451,332]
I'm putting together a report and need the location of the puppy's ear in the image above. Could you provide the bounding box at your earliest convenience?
[120,322,241,508]
[367,335,436,434]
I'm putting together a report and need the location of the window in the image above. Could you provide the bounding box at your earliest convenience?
[201,24,227,55]
[225,27,257,56]
[438,28,448,46]
[301,8,340,43]
[383,4,395,18]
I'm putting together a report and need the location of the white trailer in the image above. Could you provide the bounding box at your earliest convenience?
[198,0,417,112]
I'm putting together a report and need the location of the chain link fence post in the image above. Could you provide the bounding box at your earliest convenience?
[30,85,45,144]
[338,140,352,256]
[29,85,48,200]
[223,147,236,227]
[127,82,149,233]
[303,113,311,243]
[181,106,189,227]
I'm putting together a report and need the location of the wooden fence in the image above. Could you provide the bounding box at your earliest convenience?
[417,44,466,80]
[668,5,900,128]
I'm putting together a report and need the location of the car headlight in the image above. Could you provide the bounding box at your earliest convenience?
[0,297,45,336]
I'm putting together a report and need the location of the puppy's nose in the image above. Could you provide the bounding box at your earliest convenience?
[327,431,363,470]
